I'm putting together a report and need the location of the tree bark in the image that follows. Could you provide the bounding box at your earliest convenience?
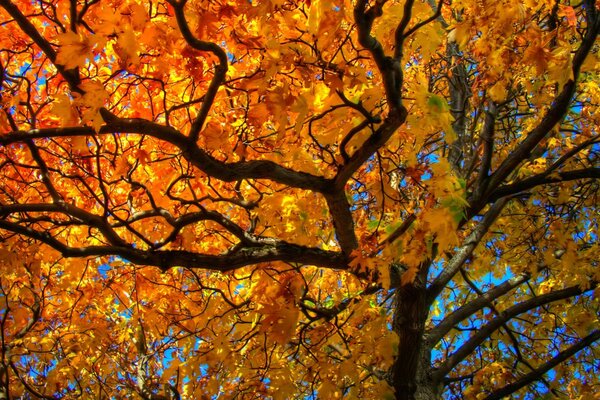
[390,271,436,400]
[0,364,7,400]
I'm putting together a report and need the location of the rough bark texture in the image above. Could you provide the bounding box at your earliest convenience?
[391,266,434,400]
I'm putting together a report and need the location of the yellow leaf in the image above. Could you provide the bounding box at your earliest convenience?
[523,41,550,74]
[115,27,140,66]
[75,80,109,110]
[136,149,151,165]
[55,32,104,69]
[401,265,419,285]
[448,21,471,50]
[313,81,331,111]
[52,94,78,126]
[488,80,507,102]
[317,380,340,399]
[71,136,88,153]
[202,121,228,151]
[558,5,577,27]
[126,3,149,31]
[273,306,299,345]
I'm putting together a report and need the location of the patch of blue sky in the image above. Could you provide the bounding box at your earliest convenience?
[228,53,237,63]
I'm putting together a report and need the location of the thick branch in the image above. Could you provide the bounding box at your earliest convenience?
[484,330,600,400]
[0,119,331,193]
[489,168,600,201]
[479,11,599,200]
[101,112,358,254]
[0,0,81,90]
[324,192,358,254]
[168,0,228,141]
[0,120,362,254]
[427,274,529,346]
[334,112,407,188]
[427,198,509,304]
[0,218,347,271]
[354,1,403,112]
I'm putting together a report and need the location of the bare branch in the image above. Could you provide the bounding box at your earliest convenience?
[0,218,348,272]
[432,283,597,380]
[0,118,331,193]
[0,0,81,91]
[427,198,509,304]
[479,10,599,200]
[484,330,600,400]
[168,0,228,142]
[427,274,530,347]
[490,168,600,201]
[402,0,444,39]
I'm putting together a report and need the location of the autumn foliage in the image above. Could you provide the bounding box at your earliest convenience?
[0,0,599,399]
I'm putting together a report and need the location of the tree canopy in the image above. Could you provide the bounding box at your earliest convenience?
[0,0,599,399]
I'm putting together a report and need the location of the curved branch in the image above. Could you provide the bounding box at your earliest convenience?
[489,168,600,201]
[377,213,416,252]
[301,283,380,321]
[339,119,371,162]
[9,362,55,400]
[25,140,62,202]
[0,0,81,91]
[394,0,416,58]
[484,330,600,400]
[427,198,509,304]
[427,274,530,347]
[432,282,596,380]
[0,118,330,193]
[168,0,228,141]
[479,9,599,201]
[157,208,250,248]
[546,136,600,173]
[0,119,360,254]
[0,219,347,272]
[0,202,129,247]
[402,0,444,39]
[354,0,404,112]
[334,112,407,188]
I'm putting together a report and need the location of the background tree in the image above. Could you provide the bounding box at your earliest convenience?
[0,0,599,399]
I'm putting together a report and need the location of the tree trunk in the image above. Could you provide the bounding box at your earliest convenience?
[390,273,440,400]
[0,363,8,400]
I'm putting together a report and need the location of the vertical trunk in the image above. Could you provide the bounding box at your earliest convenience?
[390,267,441,400]
[391,281,427,400]
[0,363,8,400]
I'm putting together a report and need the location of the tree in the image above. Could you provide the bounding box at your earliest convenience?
[0,0,598,398]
